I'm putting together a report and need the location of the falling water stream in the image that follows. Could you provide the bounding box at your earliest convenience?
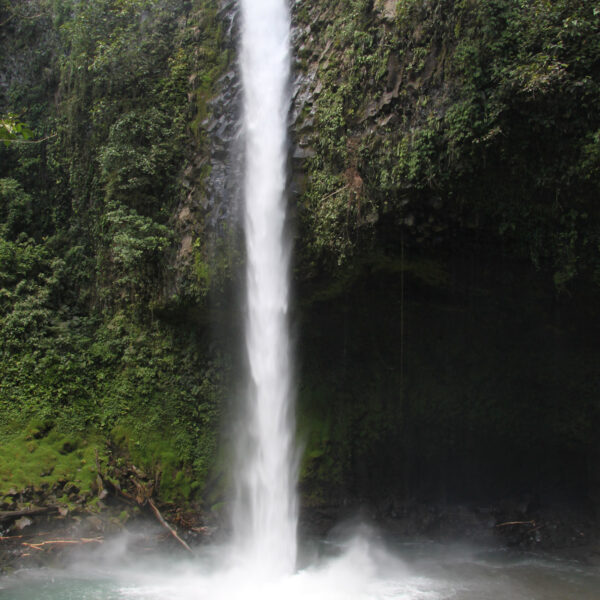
[1,2,600,598]
[232,0,297,577]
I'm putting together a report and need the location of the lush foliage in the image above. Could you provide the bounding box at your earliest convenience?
[0,0,228,505]
[0,114,33,145]
[296,0,600,289]
[1,0,599,511]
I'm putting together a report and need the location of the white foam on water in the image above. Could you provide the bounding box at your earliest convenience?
[113,537,450,600]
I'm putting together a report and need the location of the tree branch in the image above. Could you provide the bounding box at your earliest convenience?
[147,499,193,554]
[0,506,60,523]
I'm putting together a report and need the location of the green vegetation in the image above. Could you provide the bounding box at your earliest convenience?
[0,0,228,506]
[0,0,599,512]
[292,0,600,505]
[0,423,102,501]
[0,114,33,145]
[296,0,600,290]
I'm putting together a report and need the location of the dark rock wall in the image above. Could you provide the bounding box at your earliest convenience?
[296,252,600,510]
[283,0,600,512]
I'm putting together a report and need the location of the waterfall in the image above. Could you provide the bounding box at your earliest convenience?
[233,0,297,576]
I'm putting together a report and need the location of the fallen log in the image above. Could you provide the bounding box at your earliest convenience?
[147,499,193,554]
[0,506,59,523]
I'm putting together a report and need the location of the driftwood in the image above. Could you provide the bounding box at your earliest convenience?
[96,454,194,554]
[22,537,103,551]
[147,498,193,554]
[495,520,536,528]
[0,506,59,523]
[94,454,193,554]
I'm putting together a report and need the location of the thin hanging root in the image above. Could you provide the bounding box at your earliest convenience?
[321,184,349,203]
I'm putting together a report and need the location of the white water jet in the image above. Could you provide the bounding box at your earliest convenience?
[233,0,297,576]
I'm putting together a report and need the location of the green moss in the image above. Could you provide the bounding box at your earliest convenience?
[0,423,104,498]
[111,421,198,504]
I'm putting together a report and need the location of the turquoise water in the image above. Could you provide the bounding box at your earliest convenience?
[0,577,121,600]
[1,540,599,599]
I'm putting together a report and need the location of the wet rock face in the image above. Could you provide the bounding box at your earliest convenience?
[205,0,243,230]
[289,2,327,170]
[205,71,242,230]
[200,1,370,232]
[286,1,484,263]
[290,1,383,158]
[166,0,243,302]
[176,0,309,284]
[199,1,318,230]
[374,0,397,22]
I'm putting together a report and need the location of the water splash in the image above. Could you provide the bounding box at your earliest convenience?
[4,533,600,600]
[233,0,297,576]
